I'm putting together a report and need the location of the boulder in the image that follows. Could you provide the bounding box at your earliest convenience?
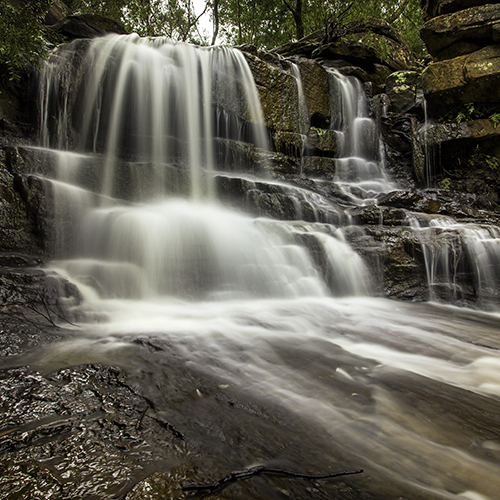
[294,58,331,125]
[272,18,417,88]
[386,71,420,113]
[421,4,500,57]
[52,14,128,40]
[44,0,70,25]
[421,0,500,20]
[242,52,301,132]
[423,118,500,147]
[317,31,417,72]
[422,45,500,108]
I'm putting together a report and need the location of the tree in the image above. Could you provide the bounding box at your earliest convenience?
[218,0,425,54]
[0,0,52,79]
[68,0,212,43]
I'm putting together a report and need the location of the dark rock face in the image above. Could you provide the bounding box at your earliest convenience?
[421,3,500,57]
[52,14,128,41]
[421,0,500,21]
[422,44,500,107]
[0,148,48,256]
[272,18,418,89]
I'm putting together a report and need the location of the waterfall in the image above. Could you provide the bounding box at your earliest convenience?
[410,215,500,307]
[38,34,368,301]
[328,70,396,203]
[15,34,500,500]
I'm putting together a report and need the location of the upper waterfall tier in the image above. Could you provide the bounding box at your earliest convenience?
[39,34,269,201]
[37,36,370,300]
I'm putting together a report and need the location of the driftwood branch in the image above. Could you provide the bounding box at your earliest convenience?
[182,466,363,493]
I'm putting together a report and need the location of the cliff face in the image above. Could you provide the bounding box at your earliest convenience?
[0,12,499,306]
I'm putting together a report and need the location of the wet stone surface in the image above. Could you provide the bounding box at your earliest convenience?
[0,363,185,499]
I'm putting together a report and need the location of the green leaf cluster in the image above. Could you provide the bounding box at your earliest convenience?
[0,0,52,80]
[218,0,425,54]
[440,103,500,127]
[469,145,500,171]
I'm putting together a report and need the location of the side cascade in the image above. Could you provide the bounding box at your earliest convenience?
[409,215,500,308]
[328,69,396,203]
[37,34,369,302]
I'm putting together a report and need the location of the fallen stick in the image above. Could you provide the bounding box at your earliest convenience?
[182,465,363,493]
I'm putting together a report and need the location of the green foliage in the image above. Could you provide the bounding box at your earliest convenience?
[438,177,451,189]
[66,0,209,43]
[310,126,323,136]
[489,113,500,128]
[469,145,500,171]
[219,0,426,53]
[0,0,427,79]
[440,103,500,127]
[0,0,52,80]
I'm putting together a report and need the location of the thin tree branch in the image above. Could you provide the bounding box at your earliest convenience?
[182,466,363,493]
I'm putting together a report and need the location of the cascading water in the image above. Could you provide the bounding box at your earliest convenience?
[409,215,500,307]
[17,34,500,500]
[38,34,368,300]
[328,70,396,203]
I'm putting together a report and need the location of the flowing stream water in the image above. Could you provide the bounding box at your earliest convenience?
[22,34,500,499]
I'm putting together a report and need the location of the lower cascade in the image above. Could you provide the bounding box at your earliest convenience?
[39,34,370,301]
[3,33,500,500]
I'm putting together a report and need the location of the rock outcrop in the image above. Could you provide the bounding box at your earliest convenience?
[418,0,500,209]
[51,14,128,40]
[272,18,418,92]
[421,1,500,109]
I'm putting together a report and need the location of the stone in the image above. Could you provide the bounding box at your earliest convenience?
[52,14,128,40]
[319,32,417,72]
[421,0,500,21]
[243,52,301,132]
[0,162,46,255]
[293,58,331,127]
[44,0,70,25]
[422,45,500,108]
[386,71,420,113]
[421,4,500,57]
[307,128,338,155]
[423,118,500,148]
[434,40,484,60]
[272,17,417,87]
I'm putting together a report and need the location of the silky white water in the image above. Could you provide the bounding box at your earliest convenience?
[33,35,500,499]
[328,70,396,203]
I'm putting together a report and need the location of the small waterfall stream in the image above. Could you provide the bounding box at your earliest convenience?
[328,70,396,203]
[18,34,500,500]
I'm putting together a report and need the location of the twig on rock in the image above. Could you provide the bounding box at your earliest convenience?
[182,465,363,493]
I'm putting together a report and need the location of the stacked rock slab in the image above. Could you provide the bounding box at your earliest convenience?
[421,0,500,110]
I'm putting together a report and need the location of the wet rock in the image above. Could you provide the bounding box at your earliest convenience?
[422,45,500,108]
[320,60,393,94]
[293,58,331,125]
[386,71,420,113]
[379,113,420,188]
[422,118,500,147]
[421,4,500,57]
[0,364,182,500]
[377,190,442,214]
[242,52,301,133]
[126,464,196,500]
[273,131,307,157]
[307,128,338,155]
[301,156,337,179]
[0,159,47,255]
